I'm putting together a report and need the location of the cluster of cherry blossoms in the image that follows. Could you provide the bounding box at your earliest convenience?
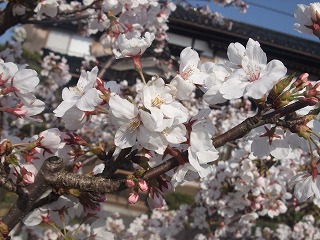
[2,1,320,239]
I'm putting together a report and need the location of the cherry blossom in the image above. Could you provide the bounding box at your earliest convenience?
[170,47,208,100]
[113,32,155,58]
[54,66,101,117]
[294,3,320,38]
[34,0,59,20]
[188,119,219,178]
[220,38,287,99]
[141,77,189,129]
[288,171,320,202]
[109,94,159,150]
[249,125,290,160]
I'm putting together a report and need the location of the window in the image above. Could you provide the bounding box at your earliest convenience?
[68,35,92,57]
[46,30,70,54]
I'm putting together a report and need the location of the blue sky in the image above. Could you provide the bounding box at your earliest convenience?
[188,0,319,42]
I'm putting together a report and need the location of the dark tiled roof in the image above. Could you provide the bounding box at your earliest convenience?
[168,5,320,77]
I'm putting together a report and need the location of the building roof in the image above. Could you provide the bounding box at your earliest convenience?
[168,5,320,78]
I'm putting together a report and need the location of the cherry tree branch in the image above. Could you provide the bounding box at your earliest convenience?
[142,100,309,181]
[45,172,126,193]
[2,156,63,232]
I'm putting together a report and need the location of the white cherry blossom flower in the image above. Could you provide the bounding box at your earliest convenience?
[170,47,208,100]
[142,77,188,129]
[113,32,155,58]
[34,0,59,20]
[54,66,101,117]
[201,62,230,105]
[294,3,320,38]
[0,61,40,104]
[220,38,287,99]
[288,171,320,202]
[188,119,219,178]
[109,94,159,150]
[249,125,290,160]
[38,128,65,156]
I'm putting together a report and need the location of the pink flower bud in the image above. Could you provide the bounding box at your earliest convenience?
[126,179,135,188]
[22,171,35,184]
[128,192,139,204]
[138,179,148,192]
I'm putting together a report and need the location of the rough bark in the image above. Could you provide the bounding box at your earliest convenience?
[2,156,63,232]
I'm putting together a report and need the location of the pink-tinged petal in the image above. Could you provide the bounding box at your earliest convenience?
[245,44,267,65]
[114,124,137,148]
[128,192,139,204]
[13,68,39,93]
[62,106,87,131]
[53,100,76,117]
[109,95,137,120]
[137,125,166,154]
[227,42,246,65]
[165,124,187,144]
[76,88,101,111]
[220,70,248,99]
[196,148,219,165]
[170,75,195,100]
[203,85,227,105]
[161,102,189,125]
[138,180,148,192]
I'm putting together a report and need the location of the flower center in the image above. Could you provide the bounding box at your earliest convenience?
[70,86,84,96]
[181,66,195,80]
[161,128,168,137]
[151,95,164,108]
[245,63,261,82]
[129,117,141,133]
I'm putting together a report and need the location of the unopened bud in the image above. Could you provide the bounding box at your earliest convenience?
[300,97,319,106]
[96,78,111,102]
[292,73,310,90]
[138,179,148,192]
[267,75,294,103]
[126,179,135,188]
[128,192,139,204]
[272,90,292,108]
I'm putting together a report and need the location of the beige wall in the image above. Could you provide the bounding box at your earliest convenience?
[23,24,48,53]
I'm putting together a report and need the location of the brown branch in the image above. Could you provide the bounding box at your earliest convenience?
[0,1,37,36]
[0,175,16,193]
[142,100,310,181]
[45,172,127,193]
[2,156,63,232]
[24,14,91,25]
